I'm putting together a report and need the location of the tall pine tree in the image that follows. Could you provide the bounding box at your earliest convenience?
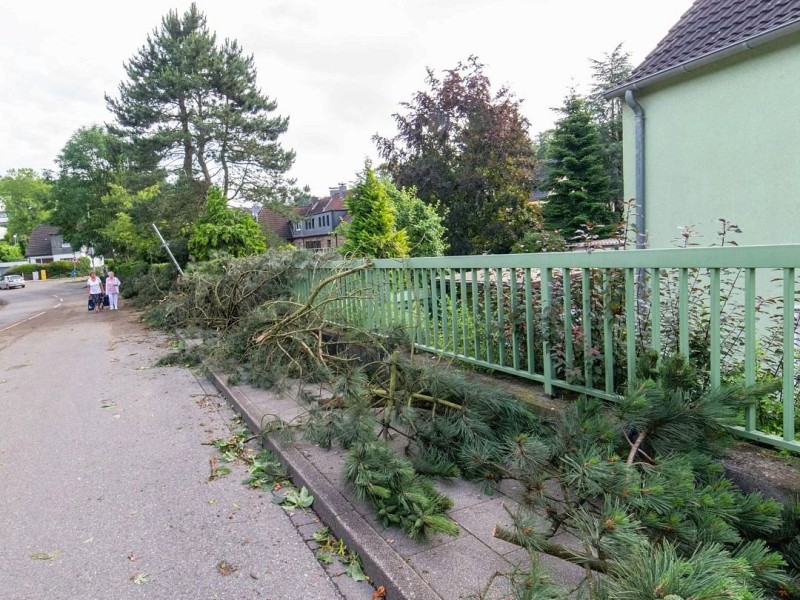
[542,93,615,240]
[106,4,295,211]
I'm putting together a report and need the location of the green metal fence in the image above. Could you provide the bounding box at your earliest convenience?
[312,245,800,452]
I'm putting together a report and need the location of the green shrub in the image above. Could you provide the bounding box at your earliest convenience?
[43,260,75,278]
[7,263,37,275]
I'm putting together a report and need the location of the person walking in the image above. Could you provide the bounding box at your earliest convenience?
[105,271,121,310]
[86,271,105,312]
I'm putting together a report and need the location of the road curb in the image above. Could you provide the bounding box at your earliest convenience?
[207,369,441,600]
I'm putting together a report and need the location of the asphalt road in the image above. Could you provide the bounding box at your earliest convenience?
[0,278,70,332]
[0,280,345,600]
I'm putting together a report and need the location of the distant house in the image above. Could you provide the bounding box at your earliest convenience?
[25,225,76,263]
[258,184,350,251]
[606,0,800,249]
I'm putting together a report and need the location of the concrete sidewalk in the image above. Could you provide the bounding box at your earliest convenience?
[0,292,373,600]
[207,373,585,600]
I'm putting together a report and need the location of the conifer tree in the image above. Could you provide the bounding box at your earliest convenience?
[587,43,632,205]
[106,4,294,211]
[338,165,409,259]
[542,93,615,240]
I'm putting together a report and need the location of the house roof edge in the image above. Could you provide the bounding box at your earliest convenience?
[604,19,800,99]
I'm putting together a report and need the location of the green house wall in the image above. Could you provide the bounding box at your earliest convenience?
[622,34,800,249]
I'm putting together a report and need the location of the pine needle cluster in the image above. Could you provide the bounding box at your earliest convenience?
[495,355,799,599]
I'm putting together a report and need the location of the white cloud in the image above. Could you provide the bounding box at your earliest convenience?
[0,0,692,196]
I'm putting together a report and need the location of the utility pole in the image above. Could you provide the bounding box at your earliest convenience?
[151,224,185,276]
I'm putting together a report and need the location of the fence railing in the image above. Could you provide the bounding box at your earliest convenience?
[306,245,800,452]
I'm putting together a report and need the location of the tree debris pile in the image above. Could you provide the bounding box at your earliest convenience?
[145,251,800,598]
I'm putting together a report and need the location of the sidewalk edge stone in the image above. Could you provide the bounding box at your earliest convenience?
[207,370,442,600]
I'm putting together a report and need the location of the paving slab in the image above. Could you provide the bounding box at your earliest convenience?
[206,370,590,600]
[406,535,510,600]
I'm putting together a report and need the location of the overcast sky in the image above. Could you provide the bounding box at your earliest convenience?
[0,0,693,199]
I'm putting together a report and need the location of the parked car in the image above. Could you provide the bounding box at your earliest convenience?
[0,274,26,289]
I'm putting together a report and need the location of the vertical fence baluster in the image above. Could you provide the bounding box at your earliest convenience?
[710,268,721,390]
[511,269,520,371]
[430,268,439,349]
[450,269,458,355]
[563,268,574,377]
[603,270,614,394]
[394,269,402,329]
[497,268,506,367]
[409,268,419,345]
[422,269,431,347]
[679,268,690,358]
[484,267,493,364]
[338,271,346,324]
[542,268,553,395]
[471,269,480,360]
[744,268,756,432]
[625,268,636,386]
[374,269,386,331]
[460,269,468,358]
[440,268,450,352]
[526,269,535,375]
[650,268,661,353]
[385,269,393,331]
[404,267,412,334]
[347,271,355,324]
[365,269,374,331]
[582,268,592,388]
[783,269,796,441]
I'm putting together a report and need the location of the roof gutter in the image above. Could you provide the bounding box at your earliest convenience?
[605,19,800,99]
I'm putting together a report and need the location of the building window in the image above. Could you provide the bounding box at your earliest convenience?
[295,223,302,231]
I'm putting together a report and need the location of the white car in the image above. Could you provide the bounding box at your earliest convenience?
[0,274,26,289]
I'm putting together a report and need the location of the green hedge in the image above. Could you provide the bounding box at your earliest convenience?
[7,257,93,278]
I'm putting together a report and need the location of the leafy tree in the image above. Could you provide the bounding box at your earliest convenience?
[50,125,126,250]
[375,56,537,255]
[382,179,447,257]
[587,43,633,206]
[187,187,267,261]
[541,93,615,239]
[338,165,409,259]
[99,184,161,260]
[0,169,52,245]
[105,3,295,212]
[0,241,24,261]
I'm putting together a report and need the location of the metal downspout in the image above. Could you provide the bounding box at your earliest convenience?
[625,90,646,249]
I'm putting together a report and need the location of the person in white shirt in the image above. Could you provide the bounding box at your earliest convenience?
[105,271,121,310]
[86,271,105,312]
